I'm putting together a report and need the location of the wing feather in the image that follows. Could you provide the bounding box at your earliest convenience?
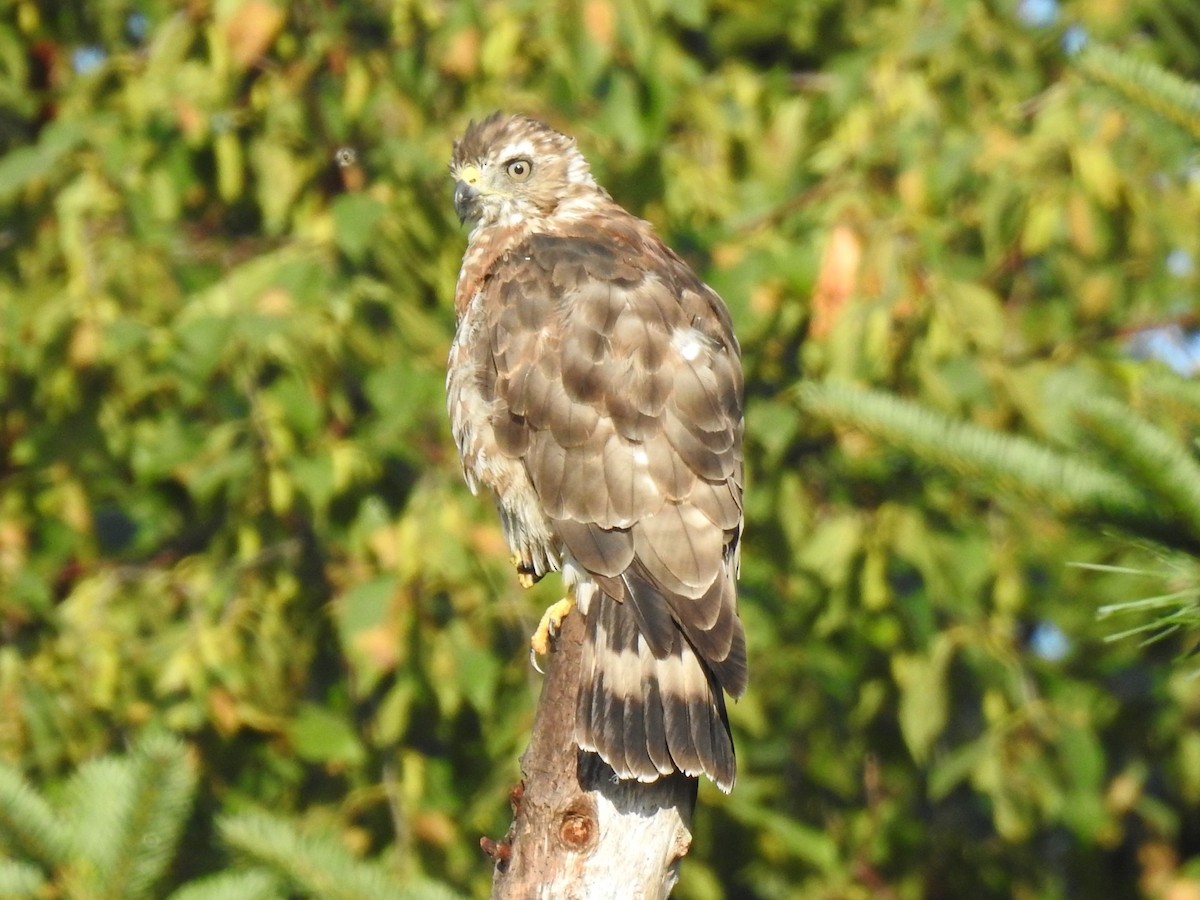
[476,222,746,787]
[555,518,635,576]
[525,436,569,518]
[662,410,732,481]
[673,354,726,427]
[506,359,555,419]
[632,504,722,598]
[603,433,664,525]
[690,477,742,530]
[644,430,696,500]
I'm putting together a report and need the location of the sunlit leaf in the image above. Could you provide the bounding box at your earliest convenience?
[287,704,366,768]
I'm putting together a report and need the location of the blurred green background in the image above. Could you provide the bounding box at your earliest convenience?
[2,0,1200,897]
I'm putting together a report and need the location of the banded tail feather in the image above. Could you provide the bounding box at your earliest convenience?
[576,591,742,793]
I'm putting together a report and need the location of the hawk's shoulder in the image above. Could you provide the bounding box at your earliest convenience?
[486,213,739,359]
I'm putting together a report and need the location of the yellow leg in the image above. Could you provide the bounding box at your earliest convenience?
[529,596,575,662]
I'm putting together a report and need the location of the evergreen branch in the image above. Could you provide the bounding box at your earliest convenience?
[1074,43,1200,142]
[219,812,411,900]
[61,756,134,897]
[0,763,70,870]
[0,859,46,897]
[120,735,198,898]
[218,812,467,900]
[63,735,196,900]
[1142,369,1200,421]
[1073,395,1200,543]
[165,869,284,900]
[794,381,1170,536]
[1076,546,1200,651]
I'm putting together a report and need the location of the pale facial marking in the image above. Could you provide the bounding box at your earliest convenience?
[497,139,537,163]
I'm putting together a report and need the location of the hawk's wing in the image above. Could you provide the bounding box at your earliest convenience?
[477,219,747,789]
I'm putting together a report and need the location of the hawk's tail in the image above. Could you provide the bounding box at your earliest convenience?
[575,591,737,793]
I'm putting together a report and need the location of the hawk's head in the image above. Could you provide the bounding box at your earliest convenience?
[449,112,606,232]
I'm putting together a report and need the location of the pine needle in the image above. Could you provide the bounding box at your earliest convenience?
[0,764,70,870]
[1097,587,1198,618]
[1081,554,1200,652]
[1068,561,1160,576]
[1074,43,1200,142]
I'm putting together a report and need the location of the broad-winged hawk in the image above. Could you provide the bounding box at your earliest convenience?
[447,113,747,791]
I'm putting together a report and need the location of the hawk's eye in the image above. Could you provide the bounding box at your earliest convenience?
[505,158,533,182]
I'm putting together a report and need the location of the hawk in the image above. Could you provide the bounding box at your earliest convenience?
[446,113,747,792]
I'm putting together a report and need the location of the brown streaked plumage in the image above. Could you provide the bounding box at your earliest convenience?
[446,112,747,791]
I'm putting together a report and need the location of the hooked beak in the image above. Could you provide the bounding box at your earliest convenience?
[453,163,483,225]
[453,180,480,225]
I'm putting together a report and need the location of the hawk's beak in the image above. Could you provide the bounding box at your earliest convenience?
[453,180,479,225]
[453,163,483,225]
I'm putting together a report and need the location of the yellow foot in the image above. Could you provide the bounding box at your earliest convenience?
[529,597,575,673]
[510,553,538,589]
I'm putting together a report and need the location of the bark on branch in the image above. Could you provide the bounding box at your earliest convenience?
[486,609,697,898]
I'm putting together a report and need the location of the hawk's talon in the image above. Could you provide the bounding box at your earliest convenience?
[529,597,575,670]
[529,647,545,675]
[511,553,539,589]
